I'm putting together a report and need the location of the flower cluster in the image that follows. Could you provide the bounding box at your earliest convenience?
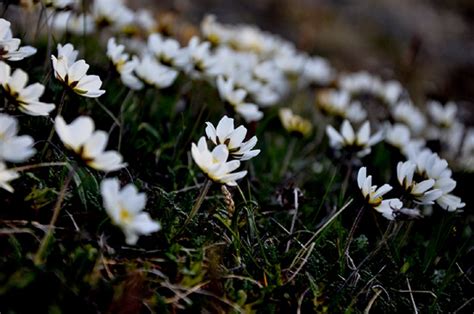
[192,115,259,186]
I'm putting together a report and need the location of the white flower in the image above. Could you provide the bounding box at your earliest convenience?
[0,114,35,163]
[385,123,425,156]
[135,55,178,89]
[106,38,143,90]
[44,0,75,10]
[216,76,263,123]
[0,18,37,61]
[191,137,247,186]
[205,115,260,161]
[55,116,126,172]
[100,178,160,245]
[0,61,55,116]
[201,15,232,45]
[317,89,367,123]
[0,162,19,193]
[409,149,465,211]
[302,56,335,85]
[357,166,397,220]
[326,120,383,157]
[51,43,105,98]
[427,100,458,128]
[278,108,313,137]
[392,100,426,135]
[397,160,442,205]
[50,12,96,36]
[92,0,134,30]
[147,33,189,69]
[185,36,220,78]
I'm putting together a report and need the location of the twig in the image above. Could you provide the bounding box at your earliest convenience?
[297,288,310,314]
[34,166,75,265]
[406,278,419,314]
[286,187,301,252]
[454,297,474,313]
[302,198,353,248]
[363,287,383,314]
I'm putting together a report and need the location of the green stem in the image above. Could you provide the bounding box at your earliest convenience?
[280,137,297,178]
[34,166,75,265]
[41,89,67,158]
[182,178,212,227]
[343,205,366,258]
[11,162,69,172]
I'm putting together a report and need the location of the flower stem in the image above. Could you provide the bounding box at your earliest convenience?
[11,162,69,172]
[343,205,366,258]
[34,166,75,265]
[280,137,297,178]
[182,178,212,227]
[41,89,67,158]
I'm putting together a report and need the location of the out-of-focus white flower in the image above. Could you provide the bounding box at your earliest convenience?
[357,166,398,220]
[101,178,160,245]
[409,149,465,211]
[385,123,425,156]
[0,113,35,163]
[135,9,157,34]
[205,115,260,161]
[147,33,189,69]
[274,48,306,79]
[50,12,96,35]
[201,15,232,45]
[44,0,75,10]
[55,116,126,172]
[302,56,335,85]
[0,61,55,116]
[427,100,458,129]
[278,108,313,137]
[397,160,442,205]
[0,162,19,193]
[326,120,383,157]
[392,100,426,135]
[92,0,134,30]
[51,43,105,98]
[106,38,143,90]
[135,55,178,89]
[317,89,367,123]
[216,75,263,122]
[191,137,247,186]
[185,36,220,78]
[0,18,36,61]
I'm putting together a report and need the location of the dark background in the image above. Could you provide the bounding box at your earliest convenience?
[136,0,474,124]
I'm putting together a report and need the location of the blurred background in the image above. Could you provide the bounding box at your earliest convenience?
[135,0,474,124]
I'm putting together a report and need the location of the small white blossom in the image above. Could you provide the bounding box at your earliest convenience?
[191,137,247,186]
[147,33,189,69]
[51,43,105,98]
[397,160,442,205]
[385,123,425,156]
[135,55,178,89]
[427,100,458,129]
[92,0,134,30]
[392,100,426,135]
[0,162,19,193]
[326,120,383,157]
[278,108,313,137]
[0,18,37,61]
[205,115,260,161]
[357,167,398,220]
[0,61,55,116]
[55,116,126,172]
[0,113,35,163]
[106,38,143,90]
[101,178,160,245]
[216,75,263,123]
